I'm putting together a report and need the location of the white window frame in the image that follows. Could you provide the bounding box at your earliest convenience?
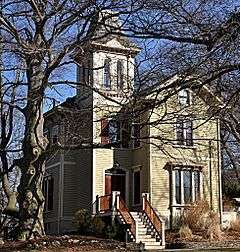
[171,168,203,206]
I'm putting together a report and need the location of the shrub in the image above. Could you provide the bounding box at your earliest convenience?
[179,225,192,240]
[92,215,105,235]
[73,209,92,234]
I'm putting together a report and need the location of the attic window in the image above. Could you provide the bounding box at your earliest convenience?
[178,89,190,106]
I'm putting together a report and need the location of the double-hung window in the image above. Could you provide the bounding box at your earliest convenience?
[176,118,193,146]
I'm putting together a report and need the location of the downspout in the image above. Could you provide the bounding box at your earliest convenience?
[217,118,223,224]
[209,140,213,210]
[58,150,64,234]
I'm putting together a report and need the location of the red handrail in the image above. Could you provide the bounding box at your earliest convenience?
[99,194,111,212]
[118,197,136,239]
[144,198,162,238]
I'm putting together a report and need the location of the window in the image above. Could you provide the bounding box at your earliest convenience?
[176,118,193,146]
[103,59,111,88]
[133,170,141,205]
[51,125,59,144]
[173,168,201,205]
[178,89,190,106]
[117,60,124,89]
[43,176,54,211]
[100,119,119,144]
[100,118,139,149]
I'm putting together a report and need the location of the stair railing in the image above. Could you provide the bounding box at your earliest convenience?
[117,194,137,241]
[98,194,112,212]
[142,193,165,246]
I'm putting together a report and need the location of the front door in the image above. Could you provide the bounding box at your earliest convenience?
[105,169,126,200]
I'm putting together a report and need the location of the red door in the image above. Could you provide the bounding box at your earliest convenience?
[105,175,112,195]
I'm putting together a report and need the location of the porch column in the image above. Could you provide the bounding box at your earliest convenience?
[142,192,149,211]
[111,191,120,225]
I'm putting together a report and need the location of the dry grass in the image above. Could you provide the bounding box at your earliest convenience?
[181,200,209,231]
[230,218,240,232]
[180,200,222,241]
[179,225,192,240]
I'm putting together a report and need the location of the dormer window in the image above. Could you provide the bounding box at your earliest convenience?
[178,89,190,106]
[103,59,111,89]
[117,60,124,89]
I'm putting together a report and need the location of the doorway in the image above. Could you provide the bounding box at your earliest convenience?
[105,168,126,200]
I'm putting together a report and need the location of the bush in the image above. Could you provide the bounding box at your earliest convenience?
[92,215,105,235]
[73,209,92,234]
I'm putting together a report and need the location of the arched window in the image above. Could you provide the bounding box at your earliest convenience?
[117,60,124,89]
[103,59,111,88]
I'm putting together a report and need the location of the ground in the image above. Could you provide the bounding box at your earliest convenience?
[2,231,240,251]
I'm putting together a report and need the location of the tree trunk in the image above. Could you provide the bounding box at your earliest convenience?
[17,58,48,240]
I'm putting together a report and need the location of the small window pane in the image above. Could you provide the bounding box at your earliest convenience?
[175,170,181,204]
[183,170,192,204]
[176,120,184,145]
[117,60,124,89]
[109,120,118,143]
[103,59,111,88]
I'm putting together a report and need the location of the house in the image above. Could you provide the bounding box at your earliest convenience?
[43,14,222,250]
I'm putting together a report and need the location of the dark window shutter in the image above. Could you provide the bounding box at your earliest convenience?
[101,119,109,144]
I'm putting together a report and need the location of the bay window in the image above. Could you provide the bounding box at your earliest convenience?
[173,168,202,205]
